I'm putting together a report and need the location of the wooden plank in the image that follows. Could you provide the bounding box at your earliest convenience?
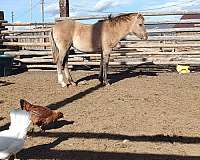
[26,65,73,70]
[4,50,200,57]
[114,57,200,61]
[5,35,50,39]
[1,22,54,27]
[0,48,18,52]
[4,26,197,34]
[4,50,51,56]
[140,11,200,16]
[1,28,51,34]
[122,43,200,48]
[17,58,53,63]
[4,35,200,41]
[67,51,200,57]
[0,28,7,31]
[16,57,200,66]
[3,42,51,47]
[111,51,200,56]
[56,11,200,21]
[2,19,200,27]
[3,41,200,48]
[125,35,200,41]
[0,20,7,23]
[67,61,200,65]
[145,19,200,25]
[147,27,200,33]
[16,57,83,63]
[27,64,57,68]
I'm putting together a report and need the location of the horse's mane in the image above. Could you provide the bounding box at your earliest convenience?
[108,13,134,23]
[98,13,143,26]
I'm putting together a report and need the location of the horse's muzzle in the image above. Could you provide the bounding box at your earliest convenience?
[143,33,148,40]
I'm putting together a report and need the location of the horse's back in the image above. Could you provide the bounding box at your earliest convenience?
[52,19,107,52]
[72,22,102,52]
[53,20,75,44]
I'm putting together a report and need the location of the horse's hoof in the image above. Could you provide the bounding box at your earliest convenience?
[101,81,110,86]
[71,82,77,86]
[67,82,76,87]
[98,77,103,83]
[61,82,67,87]
[78,80,88,85]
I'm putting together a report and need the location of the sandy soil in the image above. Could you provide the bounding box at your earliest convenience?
[0,69,200,160]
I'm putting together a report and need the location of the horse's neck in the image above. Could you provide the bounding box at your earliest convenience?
[109,20,132,44]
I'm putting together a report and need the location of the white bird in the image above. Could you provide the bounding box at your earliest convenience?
[0,109,31,160]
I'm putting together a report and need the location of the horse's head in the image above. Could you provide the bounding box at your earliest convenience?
[130,13,148,40]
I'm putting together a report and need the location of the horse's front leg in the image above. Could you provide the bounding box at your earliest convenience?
[98,53,103,83]
[57,59,67,87]
[102,52,110,85]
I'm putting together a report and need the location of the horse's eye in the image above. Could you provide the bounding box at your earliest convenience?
[139,24,142,27]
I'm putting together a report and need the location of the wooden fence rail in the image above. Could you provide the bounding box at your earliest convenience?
[3,35,200,41]
[56,11,200,21]
[2,19,200,27]
[3,41,200,48]
[1,11,200,70]
[1,28,51,34]
[3,42,51,47]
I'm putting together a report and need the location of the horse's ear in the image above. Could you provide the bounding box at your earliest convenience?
[137,13,144,20]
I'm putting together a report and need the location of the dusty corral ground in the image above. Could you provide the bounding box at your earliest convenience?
[0,69,200,160]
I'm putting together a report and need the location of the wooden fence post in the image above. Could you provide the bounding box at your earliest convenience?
[0,11,4,20]
[0,11,5,51]
[59,0,69,17]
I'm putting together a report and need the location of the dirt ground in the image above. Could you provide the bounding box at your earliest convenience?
[0,69,200,160]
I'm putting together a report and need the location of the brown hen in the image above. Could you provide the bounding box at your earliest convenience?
[20,99,63,131]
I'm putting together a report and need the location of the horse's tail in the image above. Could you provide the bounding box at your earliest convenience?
[50,29,59,63]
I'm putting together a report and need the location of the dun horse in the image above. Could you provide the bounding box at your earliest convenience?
[51,13,148,87]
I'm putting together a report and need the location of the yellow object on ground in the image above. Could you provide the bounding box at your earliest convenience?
[176,65,190,74]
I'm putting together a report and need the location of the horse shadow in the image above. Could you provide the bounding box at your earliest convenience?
[29,131,200,145]
[48,83,103,110]
[0,80,14,87]
[76,64,158,85]
[48,64,157,110]
[17,149,200,160]
[18,131,200,159]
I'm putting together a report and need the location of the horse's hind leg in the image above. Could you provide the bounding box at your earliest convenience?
[63,50,76,86]
[56,47,68,87]
[64,54,76,86]
[57,58,67,87]
[64,64,76,86]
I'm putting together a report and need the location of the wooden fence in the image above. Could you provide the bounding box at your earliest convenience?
[0,11,200,70]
